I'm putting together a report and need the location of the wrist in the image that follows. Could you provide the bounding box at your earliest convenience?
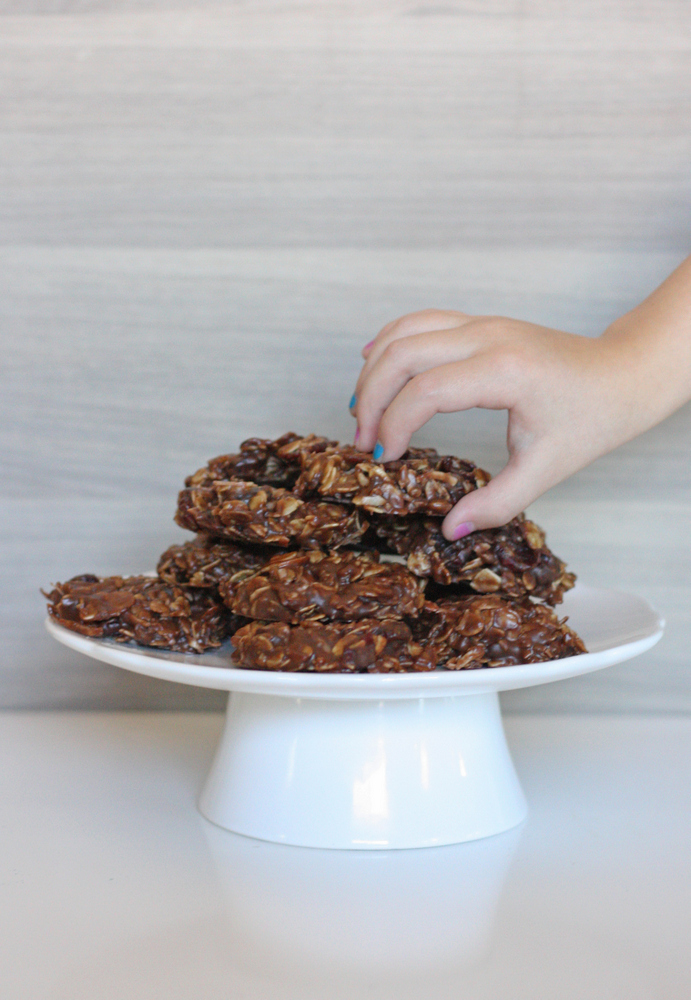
[598,313,691,431]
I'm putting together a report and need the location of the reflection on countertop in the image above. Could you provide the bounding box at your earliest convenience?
[1,712,690,1000]
[203,822,521,989]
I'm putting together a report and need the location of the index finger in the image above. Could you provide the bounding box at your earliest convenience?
[375,353,520,461]
[353,309,473,408]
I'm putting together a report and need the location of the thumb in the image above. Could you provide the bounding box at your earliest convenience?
[441,450,550,538]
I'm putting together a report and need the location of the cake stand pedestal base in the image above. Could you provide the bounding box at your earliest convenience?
[198,690,528,850]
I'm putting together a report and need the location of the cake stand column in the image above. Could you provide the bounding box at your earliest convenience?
[198,689,527,849]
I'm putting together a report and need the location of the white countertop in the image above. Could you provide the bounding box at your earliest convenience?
[1,711,689,1000]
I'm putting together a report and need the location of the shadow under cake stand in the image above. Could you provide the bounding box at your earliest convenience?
[46,584,663,850]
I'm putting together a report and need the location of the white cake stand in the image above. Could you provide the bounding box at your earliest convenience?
[46,584,662,850]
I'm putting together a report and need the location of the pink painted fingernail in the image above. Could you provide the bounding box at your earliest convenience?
[354,428,360,446]
[452,521,475,540]
[363,340,374,351]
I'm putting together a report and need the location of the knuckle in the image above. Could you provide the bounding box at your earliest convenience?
[372,328,399,355]
[419,308,465,330]
[382,316,410,339]
[408,370,438,399]
[466,315,503,342]
[418,308,447,323]
[490,346,526,382]
[422,307,459,322]
[382,338,411,370]
[395,310,432,330]
[471,315,519,344]
[391,308,459,336]
[477,315,503,336]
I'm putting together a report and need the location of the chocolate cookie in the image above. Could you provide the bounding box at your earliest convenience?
[231,617,437,673]
[157,535,273,599]
[373,514,575,604]
[294,447,490,516]
[43,574,242,653]
[410,594,586,669]
[229,549,425,623]
[185,432,336,489]
[175,479,368,549]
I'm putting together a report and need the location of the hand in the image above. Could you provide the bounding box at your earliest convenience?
[350,257,691,540]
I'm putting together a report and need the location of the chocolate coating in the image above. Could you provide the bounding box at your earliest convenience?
[294,447,491,516]
[229,549,426,623]
[157,535,273,599]
[372,514,575,605]
[231,618,438,673]
[410,594,586,669]
[175,480,368,549]
[185,432,336,489]
[43,574,242,653]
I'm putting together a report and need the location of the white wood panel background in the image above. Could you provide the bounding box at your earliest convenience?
[1,1,689,710]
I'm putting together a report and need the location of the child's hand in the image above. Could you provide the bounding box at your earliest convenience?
[350,257,691,540]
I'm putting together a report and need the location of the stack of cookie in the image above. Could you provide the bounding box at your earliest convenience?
[44,432,586,669]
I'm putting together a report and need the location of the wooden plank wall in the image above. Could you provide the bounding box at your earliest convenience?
[2,1,689,710]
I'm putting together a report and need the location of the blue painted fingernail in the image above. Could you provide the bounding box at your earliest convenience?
[349,394,357,410]
[373,441,384,461]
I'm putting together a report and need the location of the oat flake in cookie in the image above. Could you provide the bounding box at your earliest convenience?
[228,549,426,624]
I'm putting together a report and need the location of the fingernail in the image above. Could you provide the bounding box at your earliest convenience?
[373,441,384,461]
[349,393,357,410]
[354,428,360,446]
[363,340,374,351]
[452,521,475,540]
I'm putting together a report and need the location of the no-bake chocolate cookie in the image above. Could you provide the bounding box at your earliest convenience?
[294,447,490,516]
[228,549,426,623]
[372,514,575,604]
[185,432,336,489]
[231,617,438,673]
[410,594,586,669]
[175,480,368,549]
[157,535,273,599]
[44,574,242,653]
